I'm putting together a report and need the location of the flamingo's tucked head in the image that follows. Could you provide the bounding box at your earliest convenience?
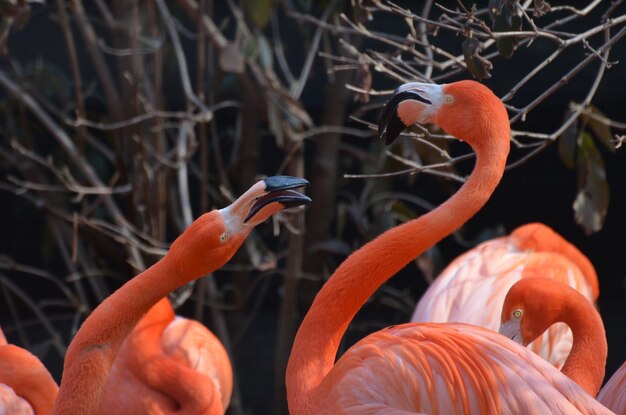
[168,176,310,279]
[499,277,572,346]
[378,80,509,146]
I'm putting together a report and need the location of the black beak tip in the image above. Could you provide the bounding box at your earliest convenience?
[378,111,406,146]
[378,90,431,146]
[281,194,312,209]
[263,176,309,192]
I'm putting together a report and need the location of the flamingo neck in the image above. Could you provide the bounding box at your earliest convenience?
[558,293,606,396]
[286,137,509,412]
[52,256,183,415]
[0,344,59,414]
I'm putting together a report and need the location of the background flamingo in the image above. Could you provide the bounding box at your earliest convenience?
[499,277,606,397]
[286,80,611,414]
[51,176,310,415]
[0,326,58,414]
[412,222,599,368]
[100,297,233,414]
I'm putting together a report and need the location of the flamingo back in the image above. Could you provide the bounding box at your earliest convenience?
[320,323,612,414]
[412,231,596,368]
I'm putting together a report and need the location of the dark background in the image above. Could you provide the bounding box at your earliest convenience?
[0,1,625,413]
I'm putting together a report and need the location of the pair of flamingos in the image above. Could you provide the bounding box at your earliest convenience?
[1,80,624,414]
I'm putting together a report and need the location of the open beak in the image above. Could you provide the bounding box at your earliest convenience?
[244,176,311,224]
[220,176,310,233]
[378,82,444,145]
[499,319,524,345]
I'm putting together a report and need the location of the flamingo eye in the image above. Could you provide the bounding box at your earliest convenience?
[444,94,454,104]
[220,233,229,243]
[512,309,523,319]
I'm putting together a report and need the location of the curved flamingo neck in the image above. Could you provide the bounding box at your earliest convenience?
[511,224,599,299]
[286,134,509,412]
[52,256,183,415]
[557,291,606,396]
[0,344,59,414]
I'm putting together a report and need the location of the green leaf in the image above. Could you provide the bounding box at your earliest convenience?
[580,104,616,153]
[244,0,275,28]
[463,37,492,80]
[572,132,610,235]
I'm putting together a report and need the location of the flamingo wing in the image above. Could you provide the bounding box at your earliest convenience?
[321,323,613,414]
[598,361,626,415]
[412,231,596,369]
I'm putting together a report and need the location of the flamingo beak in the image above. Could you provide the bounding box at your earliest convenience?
[499,319,524,345]
[378,82,444,145]
[243,176,311,224]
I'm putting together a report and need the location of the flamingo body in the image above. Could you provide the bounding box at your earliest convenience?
[101,298,232,415]
[286,81,611,414]
[317,323,612,414]
[412,223,598,368]
[598,362,626,415]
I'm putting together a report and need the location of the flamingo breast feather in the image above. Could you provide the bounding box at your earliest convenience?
[322,323,612,415]
[412,236,595,369]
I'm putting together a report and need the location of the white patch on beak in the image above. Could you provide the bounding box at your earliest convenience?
[395,82,445,123]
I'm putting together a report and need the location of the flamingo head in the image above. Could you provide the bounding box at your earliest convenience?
[378,80,509,147]
[168,176,310,278]
[499,277,568,346]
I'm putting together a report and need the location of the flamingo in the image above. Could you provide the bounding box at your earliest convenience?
[412,222,599,369]
[285,80,612,414]
[0,326,58,414]
[500,277,625,414]
[100,297,232,414]
[50,176,310,415]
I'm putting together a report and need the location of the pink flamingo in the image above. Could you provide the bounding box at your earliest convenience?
[500,277,624,414]
[412,222,599,369]
[285,80,612,414]
[100,297,233,414]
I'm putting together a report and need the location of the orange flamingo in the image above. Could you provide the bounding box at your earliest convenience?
[500,277,625,413]
[0,326,58,414]
[499,277,606,396]
[285,80,612,414]
[50,176,310,415]
[412,222,599,369]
